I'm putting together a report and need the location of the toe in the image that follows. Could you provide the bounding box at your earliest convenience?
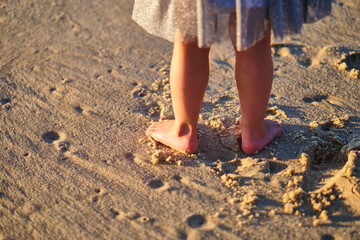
[146,126,156,136]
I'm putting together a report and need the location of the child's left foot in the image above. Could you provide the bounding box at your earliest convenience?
[241,119,282,154]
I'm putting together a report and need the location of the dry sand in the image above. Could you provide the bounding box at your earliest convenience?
[1,0,360,239]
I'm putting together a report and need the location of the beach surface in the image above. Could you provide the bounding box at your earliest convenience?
[1,0,360,239]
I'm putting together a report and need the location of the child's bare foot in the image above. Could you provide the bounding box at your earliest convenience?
[241,119,282,154]
[146,119,198,153]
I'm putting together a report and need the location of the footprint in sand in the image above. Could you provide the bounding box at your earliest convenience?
[61,77,72,84]
[72,104,98,116]
[109,208,120,218]
[303,93,357,111]
[70,21,92,40]
[186,214,206,228]
[109,209,150,223]
[0,97,11,110]
[42,131,60,144]
[41,130,71,162]
[321,234,335,240]
[148,179,164,189]
[49,87,56,93]
[147,178,171,192]
[124,152,135,160]
[49,86,67,97]
[74,106,83,114]
[91,188,104,204]
[132,88,146,98]
[41,131,70,154]
[302,94,328,104]
[131,83,147,98]
[173,175,182,182]
[57,141,71,153]
[268,161,287,174]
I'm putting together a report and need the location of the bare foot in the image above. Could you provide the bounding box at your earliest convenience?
[241,119,282,154]
[146,119,198,153]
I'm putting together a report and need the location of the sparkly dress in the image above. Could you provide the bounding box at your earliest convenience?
[132,0,331,51]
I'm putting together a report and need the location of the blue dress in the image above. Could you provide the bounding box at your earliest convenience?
[132,0,331,51]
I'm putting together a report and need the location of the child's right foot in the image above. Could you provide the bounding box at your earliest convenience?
[146,119,198,153]
[241,119,282,154]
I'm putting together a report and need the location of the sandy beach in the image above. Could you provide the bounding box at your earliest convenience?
[1,0,360,239]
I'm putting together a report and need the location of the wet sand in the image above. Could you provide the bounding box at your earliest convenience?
[1,0,360,239]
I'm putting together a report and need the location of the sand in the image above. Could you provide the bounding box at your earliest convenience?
[1,0,360,239]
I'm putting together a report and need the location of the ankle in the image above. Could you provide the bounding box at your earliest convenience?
[240,121,266,138]
[174,121,197,137]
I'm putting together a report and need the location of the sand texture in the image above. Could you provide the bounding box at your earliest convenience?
[1,0,360,239]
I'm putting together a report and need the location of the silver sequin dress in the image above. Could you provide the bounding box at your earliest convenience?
[132,0,331,51]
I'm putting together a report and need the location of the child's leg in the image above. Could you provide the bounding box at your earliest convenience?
[234,35,282,154]
[146,33,210,153]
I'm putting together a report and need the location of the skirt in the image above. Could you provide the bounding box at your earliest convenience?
[132,0,331,51]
